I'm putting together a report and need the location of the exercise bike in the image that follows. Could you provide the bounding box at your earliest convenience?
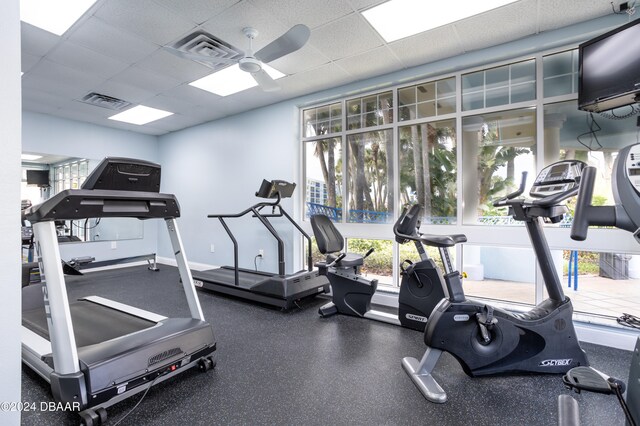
[403,160,590,403]
[311,204,466,331]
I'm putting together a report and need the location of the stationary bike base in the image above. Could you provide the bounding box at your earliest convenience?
[402,347,447,404]
[319,302,339,318]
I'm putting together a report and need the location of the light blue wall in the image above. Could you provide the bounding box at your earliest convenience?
[22,111,161,261]
[157,14,628,272]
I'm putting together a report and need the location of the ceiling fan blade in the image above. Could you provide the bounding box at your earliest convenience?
[254,24,310,63]
[163,47,238,65]
[251,69,280,92]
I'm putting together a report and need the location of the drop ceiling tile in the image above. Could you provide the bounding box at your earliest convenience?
[135,48,213,83]
[22,88,69,109]
[279,63,352,94]
[249,0,354,29]
[348,0,388,11]
[143,113,208,132]
[23,60,106,99]
[92,80,158,104]
[46,41,130,80]
[143,94,198,115]
[67,17,160,63]
[269,44,331,75]
[21,23,60,57]
[94,0,196,46]
[335,46,403,79]
[538,0,611,32]
[389,26,465,68]
[56,100,120,119]
[200,2,289,52]
[109,66,182,95]
[21,102,62,117]
[173,101,243,122]
[162,83,224,106]
[151,0,239,24]
[310,14,383,61]
[453,0,538,52]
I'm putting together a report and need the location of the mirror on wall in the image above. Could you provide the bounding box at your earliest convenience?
[21,153,144,243]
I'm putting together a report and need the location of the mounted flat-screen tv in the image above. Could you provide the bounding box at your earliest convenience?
[578,18,640,112]
[26,169,49,187]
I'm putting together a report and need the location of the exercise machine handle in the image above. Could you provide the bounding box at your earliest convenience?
[570,167,617,241]
[493,171,528,207]
[328,253,346,267]
[363,248,375,258]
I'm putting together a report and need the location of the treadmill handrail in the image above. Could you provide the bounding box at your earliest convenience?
[23,189,181,223]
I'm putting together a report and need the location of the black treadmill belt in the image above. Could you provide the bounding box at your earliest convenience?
[23,300,156,348]
[193,268,269,290]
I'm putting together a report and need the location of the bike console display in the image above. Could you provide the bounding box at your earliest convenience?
[530,161,585,199]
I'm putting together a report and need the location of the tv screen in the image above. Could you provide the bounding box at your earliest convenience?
[26,169,49,187]
[578,18,640,112]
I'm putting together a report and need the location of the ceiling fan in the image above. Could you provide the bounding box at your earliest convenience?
[166,24,310,92]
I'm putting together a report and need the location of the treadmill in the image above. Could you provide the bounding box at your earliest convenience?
[22,158,217,426]
[193,179,330,309]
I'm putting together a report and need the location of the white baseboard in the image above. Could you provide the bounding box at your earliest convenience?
[157,256,217,271]
[78,260,150,274]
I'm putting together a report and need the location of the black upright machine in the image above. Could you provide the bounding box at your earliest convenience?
[312,204,466,331]
[193,179,330,309]
[558,143,640,426]
[22,158,217,425]
[403,160,590,403]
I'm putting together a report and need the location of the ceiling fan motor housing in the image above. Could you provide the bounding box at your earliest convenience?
[239,56,262,73]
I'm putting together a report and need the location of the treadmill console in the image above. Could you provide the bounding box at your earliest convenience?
[81,157,161,193]
[529,160,586,198]
[255,179,296,199]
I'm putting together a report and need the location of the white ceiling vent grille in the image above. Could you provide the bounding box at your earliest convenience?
[78,93,132,110]
[171,30,243,71]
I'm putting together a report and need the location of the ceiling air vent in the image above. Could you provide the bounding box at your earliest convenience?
[78,93,131,111]
[171,30,243,71]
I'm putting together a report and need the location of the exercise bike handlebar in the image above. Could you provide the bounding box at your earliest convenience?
[570,166,617,241]
[493,171,528,208]
[363,248,375,258]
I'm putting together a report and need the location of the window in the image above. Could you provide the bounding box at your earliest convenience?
[346,130,394,223]
[303,102,341,137]
[54,159,89,194]
[462,59,536,110]
[304,137,342,221]
[461,108,536,224]
[398,77,456,121]
[543,50,578,98]
[347,238,394,287]
[399,119,457,223]
[347,91,393,130]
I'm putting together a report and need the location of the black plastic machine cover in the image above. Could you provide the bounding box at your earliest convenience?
[23,157,180,223]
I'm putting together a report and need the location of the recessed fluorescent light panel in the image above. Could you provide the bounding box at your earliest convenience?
[189,64,285,96]
[108,106,173,125]
[362,0,518,42]
[21,154,42,161]
[20,0,97,36]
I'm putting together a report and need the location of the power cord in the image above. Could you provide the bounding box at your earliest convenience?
[577,113,603,151]
[111,374,161,426]
[254,254,263,271]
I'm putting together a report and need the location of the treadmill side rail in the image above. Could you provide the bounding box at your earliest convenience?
[33,221,80,376]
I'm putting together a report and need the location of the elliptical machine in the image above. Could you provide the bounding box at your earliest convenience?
[312,204,466,331]
[403,160,590,403]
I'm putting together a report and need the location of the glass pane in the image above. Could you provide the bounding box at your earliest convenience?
[417,82,435,102]
[543,51,573,77]
[330,103,342,119]
[347,238,393,286]
[486,87,509,108]
[544,75,573,98]
[462,71,483,92]
[462,91,484,111]
[416,101,436,118]
[347,115,361,130]
[379,91,393,110]
[399,106,415,122]
[399,119,457,224]
[463,245,536,305]
[485,65,509,90]
[398,87,415,106]
[363,96,377,113]
[364,112,378,127]
[563,250,640,318]
[346,130,394,223]
[79,161,88,177]
[305,138,343,222]
[317,105,330,120]
[400,243,456,280]
[437,77,456,98]
[330,119,342,133]
[510,59,536,84]
[511,82,536,103]
[437,96,456,115]
[347,99,361,115]
[462,108,536,224]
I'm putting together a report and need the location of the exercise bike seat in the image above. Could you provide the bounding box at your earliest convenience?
[327,252,364,268]
[419,233,467,248]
